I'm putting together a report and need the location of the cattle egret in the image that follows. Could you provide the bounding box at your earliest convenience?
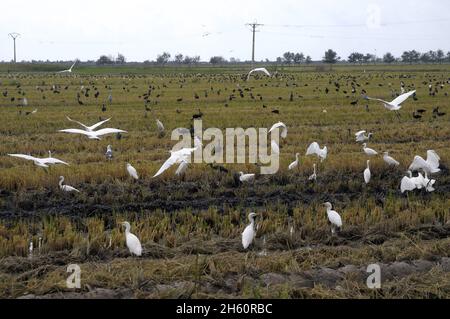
[66,116,111,132]
[306,142,327,162]
[324,202,342,235]
[362,143,378,156]
[59,176,80,193]
[269,122,288,139]
[247,68,271,80]
[242,213,258,249]
[409,150,440,174]
[355,131,373,143]
[122,222,142,256]
[364,160,371,184]
[288,153,300,170]
[239,172,255,183]
[401,175,417,193]
[156,119,165,136]
[127,163,139,180]
[383,152,400,166]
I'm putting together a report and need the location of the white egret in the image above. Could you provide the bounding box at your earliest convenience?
[66,116,111,132]
[239,172,255,183]
[57,61,77,74]
[383,152,400,166]
[175,160,189,177]
[409,150,440,175]
[271,140,280,155]
[59,176,80,193]
[323,202,342,235]
[306,142,327,162]
[242,213,258,249]
[355,131,373,143]
[121,222,142,256]
[156,119,165,136]
[126,163,139,180]
[308,164,317,181]
[268,122,288,139]
[364,160,371,184]
[288,153,300,170]
[365,90,416,112]
[400,174,417,193]
[105,145,113,160]
[247,68,271,80]
[43,151,69,166]
[423,173,436,192]
[153,137,202,178]
[362,143,378,156]
[8,153,68,168]
[59,128,127,140]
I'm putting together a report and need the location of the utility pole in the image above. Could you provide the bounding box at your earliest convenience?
[8,32,20,63]
[245,22,263,64]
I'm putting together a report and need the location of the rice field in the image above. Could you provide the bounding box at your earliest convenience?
[0,64,449,299]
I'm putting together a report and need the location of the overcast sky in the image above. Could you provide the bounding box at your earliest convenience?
[1,0,450,62]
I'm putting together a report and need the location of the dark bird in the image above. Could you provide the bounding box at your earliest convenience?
[272,109,280,114]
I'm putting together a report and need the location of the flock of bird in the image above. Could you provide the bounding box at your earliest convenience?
[3,66,446,256]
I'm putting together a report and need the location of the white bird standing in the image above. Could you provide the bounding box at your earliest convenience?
[409,150,440,175]
[247,68,271,80]
[306,142,327,162]
[288,153,300,170]
[8,153,69,168]
[383,152,400,167]
[59,128,127,140]
[105,145,113,160]
[59,176,80,193]
[66,116,111,132]
[242,213,258,249]
[324,202,343,235]
[400,174,417,193]
[365,90,416,112]
[126,163,139,180]
[121,222,142,256]
[308,164,317,181]
[362,143,378,156]
[364,160,371,184]
[355,131,373,143]
[268,122,288,139]
[239,172,255,183]
[57,61,77,74]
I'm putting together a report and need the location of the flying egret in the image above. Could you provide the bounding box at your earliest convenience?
[58,176,80,193]
[59,128,127,140]
[153,137,202,178]
[66,116,111,132]
[409,150,440,175]
[288,153,300,170]
[364,160,371,184]
[362,143,378,156]
[121,222,142,256]
[323,202,342,235]
[383,152,400,167]
[8,153,68,168]
[239,172,255,183]
[355,131,373,143]
[247,68,271,80]
[268,122,288,139]
[308,164,317,181]
[57,61,77,74]
[271,140,280,155]
[306,142,327,162]
[365,90,416,113]
[126,163,139,180]
[105,145,113,160]
[242,212,258,249]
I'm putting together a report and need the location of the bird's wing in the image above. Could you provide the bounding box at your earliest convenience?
[401,176,416,193]
[66,116,89,130]
[44,157,69,165]
[8,154,39,161]
[306,142,320,156]
[366,96,390,104]
[69,61,77,70]
[390,90,416,106]
[271,140,280,154]
[426,150,440,169]
[355,130,366,137]
[175,160,189,175]
[89,118,111,131]
[153,153,181,178]
[322,146,328,159]
[259,68,271,76]
[93,128,127,136]
[242,225,255,249]
[127,166,138,179]
[328,211,342,227]
[409,156,427,172]
[59,129,91,136]
[126,233,142,256]
[269,122,287,138]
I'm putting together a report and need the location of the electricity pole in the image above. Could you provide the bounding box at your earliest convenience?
[246,22,263,64]
[8,32,20,63]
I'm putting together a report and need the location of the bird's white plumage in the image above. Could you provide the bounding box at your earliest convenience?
[8,153,68,167]
[239,172,255,183]
[409,150,440,174]
[366,90,416,111]
[66,116,111,132]
[175,160,189,176]
[355,131,372,143]
[401,176,417,193]
[247,68,271,80]
[271,140,280,155]
[156,119,165,134]
[383,152,400,166]
[306,142,327,161]
[362,143,378,156]
[122,222,142,256]
[127,163,139,180]
[268,122,288,139]
[242,213,257,249]
[364,160,371,184]
[59,128,126,140]
[59,176,80,193]
[288,153,300,170]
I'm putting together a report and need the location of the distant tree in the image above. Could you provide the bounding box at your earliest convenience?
[383,52,396,64]
[305,56,312,64]
[183,55,200,65]
[276,57,283,63]
[230,57,240,63]
[192,56,201,64]
[420,52,432,63]
[323,49,339,64]
[96,55,114,65]
[283,52,295,64]
[209,56,226,64]
[156,52,171,65]
[436,49,445,63]
[174,54,184,64]
[447,52,450,62]
[402,50,420,64]
[115,53,126,64]
[293,53,305,64]
[348,52,364,64]
[363,53,376,64]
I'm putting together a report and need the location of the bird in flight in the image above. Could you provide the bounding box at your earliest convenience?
[57,61,77,73]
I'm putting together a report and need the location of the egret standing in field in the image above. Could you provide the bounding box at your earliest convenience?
[121,222,142,256]
[58,176,80,193]
[288,153,300,170]
[242,213,258,249]
[323,202,342,235]
[105,145,113,160]
[269,122,288,139]
[306,142,327,162]
[364,160,371,184]
[271,140,280,155]
[126,163,139,180]
[362,143,378,156]
[383,152,400,167]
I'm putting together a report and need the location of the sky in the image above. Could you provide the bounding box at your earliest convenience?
[1,0,450,62]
